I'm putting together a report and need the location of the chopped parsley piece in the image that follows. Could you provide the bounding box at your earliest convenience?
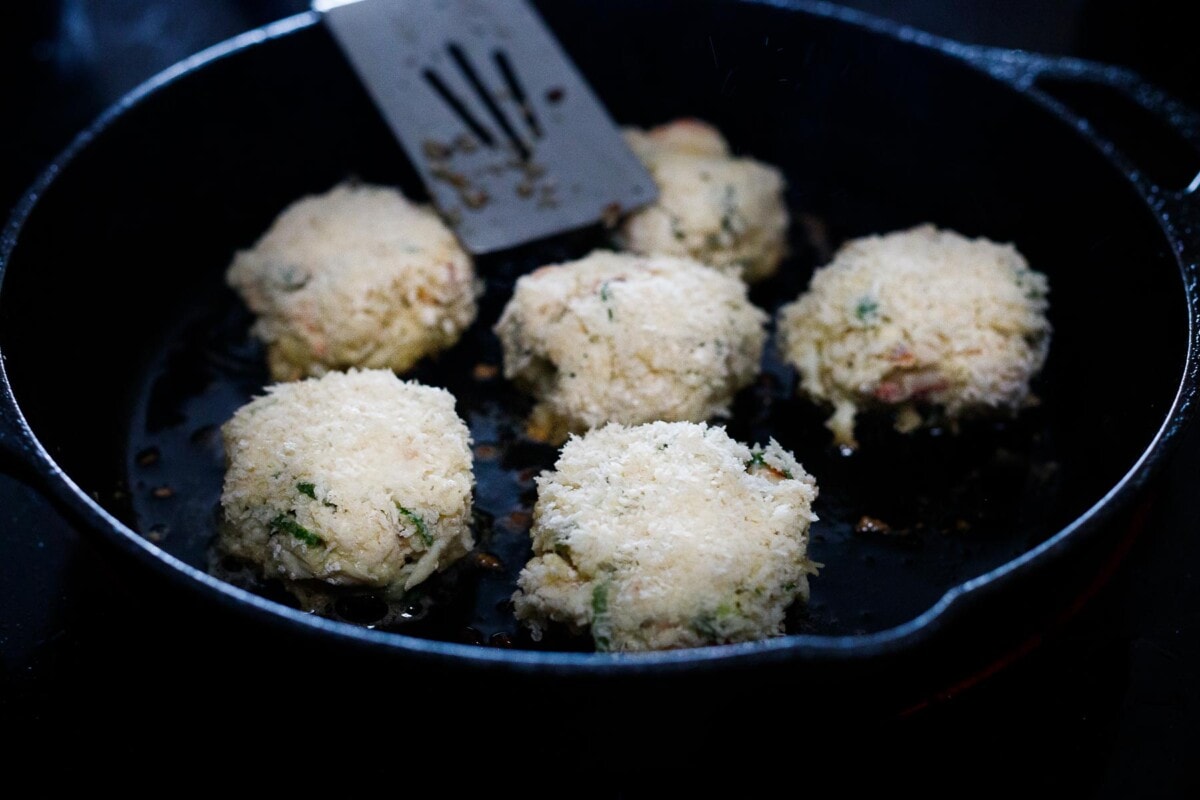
[746,450,793,479]
[719,185,739,235]
[692,613,719,639]
[592,582,609,617]
[269,514,324,548]
[279,266,310,291]
[670,217,687,241]
[692,603,735,640]
[591,582,612,651]
[1015,273,1046,301]
[298,481,337,509]
[396,503,433,546]
[600,281,614,321]
[855,297,879,322]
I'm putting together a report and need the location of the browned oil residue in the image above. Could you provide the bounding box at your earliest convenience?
[423,139,452,161]
[462,188,490,209]
[471,551,504,571]
[855,515,896,536]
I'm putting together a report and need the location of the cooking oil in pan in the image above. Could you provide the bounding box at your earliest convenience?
[124,223,1064,650]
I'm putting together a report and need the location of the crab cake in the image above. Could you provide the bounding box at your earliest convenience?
[494,250,767,442]
[218,369,475,608]
[226,182,479,381]
[512,421,819,652]
[776,224,1051,448]
[617,118,789,283]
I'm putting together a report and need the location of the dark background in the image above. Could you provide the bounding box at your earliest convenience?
[2,1,1198,791]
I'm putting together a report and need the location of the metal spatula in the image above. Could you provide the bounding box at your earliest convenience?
[316,0,658,255]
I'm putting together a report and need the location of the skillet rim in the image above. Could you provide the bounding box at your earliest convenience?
[0,1,1196,674]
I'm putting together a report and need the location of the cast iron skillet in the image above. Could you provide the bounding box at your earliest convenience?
[1,0,1198,705]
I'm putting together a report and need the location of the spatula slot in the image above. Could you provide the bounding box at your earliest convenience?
[422,67,497,149]
[494,50,543,139]
[432,44,535,163]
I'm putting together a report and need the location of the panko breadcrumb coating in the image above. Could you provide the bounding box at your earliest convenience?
[493,250,767,442]
[226,182,479,381]
[776,224,1051,448]
[218,369,475,609]
[618,118,789,283]
[512,421,819,652]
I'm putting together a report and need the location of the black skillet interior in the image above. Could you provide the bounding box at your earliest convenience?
[0,0,1187,653]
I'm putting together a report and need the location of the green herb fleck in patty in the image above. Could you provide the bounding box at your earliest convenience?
[396,504,433,546]
[591,582,612,651]
[855,297,879,322]
[270,514,324,548]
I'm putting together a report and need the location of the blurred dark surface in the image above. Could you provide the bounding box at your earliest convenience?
[1,1,1198,792]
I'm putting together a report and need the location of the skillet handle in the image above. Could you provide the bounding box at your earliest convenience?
[961,46,1200,225]
[961,46,1200,428]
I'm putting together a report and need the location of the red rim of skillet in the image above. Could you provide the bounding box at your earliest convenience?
[1,2,1198,674]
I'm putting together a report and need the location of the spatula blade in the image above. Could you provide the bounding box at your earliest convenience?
[318,0,658,254]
